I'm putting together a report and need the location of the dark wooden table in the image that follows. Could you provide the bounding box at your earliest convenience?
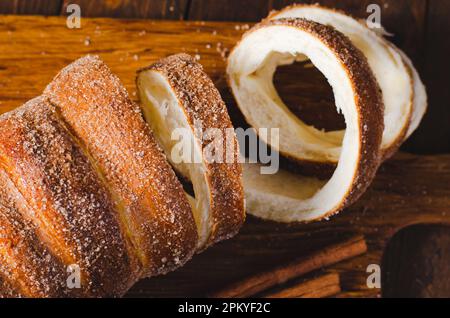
[1,0,449,297]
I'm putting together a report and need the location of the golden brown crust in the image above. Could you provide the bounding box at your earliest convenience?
[0,273,22,298]
[43,56,198,276]
[0,169,70,297]
[229,18,384,218]
[138,53,245,246]
[0,97,135,296]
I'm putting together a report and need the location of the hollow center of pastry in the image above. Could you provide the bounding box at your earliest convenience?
[137,71,211,248]
[227,25,361,220]
[235,49,344,163]
[273,60,345,132]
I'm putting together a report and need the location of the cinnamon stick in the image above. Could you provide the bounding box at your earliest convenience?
[263,273,341,298]
[211,235,367,298]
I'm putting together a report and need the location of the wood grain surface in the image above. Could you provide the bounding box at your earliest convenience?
[61,0,189,19]
[0,15,448,298]
[410,0,450,154]
[0,0,63,15]
[382,225,450,297]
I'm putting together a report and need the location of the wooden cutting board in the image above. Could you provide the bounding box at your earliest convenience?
[0,15,449,298]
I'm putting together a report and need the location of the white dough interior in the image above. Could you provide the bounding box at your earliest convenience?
[138,71,211,248]
[394,48,427,138]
